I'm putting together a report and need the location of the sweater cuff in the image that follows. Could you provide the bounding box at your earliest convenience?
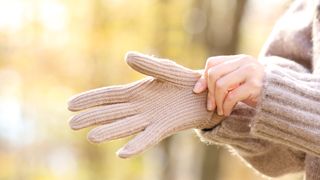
[250,64,320,157]
[196,103,274,156]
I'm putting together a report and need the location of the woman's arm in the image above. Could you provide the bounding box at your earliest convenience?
[249,60,320,157]
[195,56,317,177]
[196,103,305,177]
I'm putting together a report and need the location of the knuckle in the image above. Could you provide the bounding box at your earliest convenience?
[206,57,217,66]
[207,68,217,81]
[206,56,215,62]
[238,54,255,63]
[245,63,258,71]
[215,79,225,90]
[241,54,254,59]
[225,98,233,106]
[226,91,235,100]
[225,94,236,106]
[249,79,263,89]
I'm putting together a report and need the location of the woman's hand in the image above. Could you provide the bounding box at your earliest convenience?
[193,55,265,116]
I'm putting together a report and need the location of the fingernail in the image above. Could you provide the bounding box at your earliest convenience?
[207,100,213,111]
[218,109,223,116]
[193,81,203,93]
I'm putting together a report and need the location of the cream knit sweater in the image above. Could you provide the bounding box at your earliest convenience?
[196,0,320,179]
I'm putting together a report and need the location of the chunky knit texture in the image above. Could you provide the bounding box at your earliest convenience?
[68,52,223,158]
[197,103,306,178]
[259,0,313,70]
[196,0,320,179]
[196,58,308,177]
[251,64,320,156]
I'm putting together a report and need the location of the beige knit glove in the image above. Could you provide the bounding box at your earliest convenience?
[68,52,223,158]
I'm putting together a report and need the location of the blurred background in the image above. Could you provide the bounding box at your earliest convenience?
[0,0,304,180]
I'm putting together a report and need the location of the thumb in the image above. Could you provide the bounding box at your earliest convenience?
[193,75,207,93]
[125,51,200,86]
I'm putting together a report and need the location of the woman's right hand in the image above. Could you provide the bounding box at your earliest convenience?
[193,55,264,116]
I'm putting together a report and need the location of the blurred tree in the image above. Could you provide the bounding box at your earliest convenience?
[192,0,247,55]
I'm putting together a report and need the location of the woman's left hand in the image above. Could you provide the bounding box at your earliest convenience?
[193,54,265,116]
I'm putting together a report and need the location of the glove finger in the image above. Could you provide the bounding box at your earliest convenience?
[87,115,149,143]
[69,103,139,130]
[68,78,151,111]
[116,119,186,159]
[125,51,200,86]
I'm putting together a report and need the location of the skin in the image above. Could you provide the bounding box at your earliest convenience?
[193,54,265,116]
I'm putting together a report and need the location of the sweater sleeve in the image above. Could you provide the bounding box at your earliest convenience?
[195,57,311,177]
[195,103,305,177]
[250,61,320,157]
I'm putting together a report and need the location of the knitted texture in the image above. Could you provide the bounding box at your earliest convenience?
[196,103,265,155]
[313,0,320,73]
[259,0,313,70]
[196,58,307,177]
[197,102,305,177]
[305,155,320,180]
[68,51,223,158]
[195,0,320,179]
[251,63,320,157]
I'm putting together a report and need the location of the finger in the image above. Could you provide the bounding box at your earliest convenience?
[193,56,229,93]
[223,83,252,116]
[193,75,207,93]
[207,56,251,115]
[116,119,187,158]
[68,78,150,111]
[87,115,149,143]
[196,57,227,94]
[204,55,237,76]
[125,51,200,86]
[214,67,248,116]
[69,103,139,130]
[207,92,215,111]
